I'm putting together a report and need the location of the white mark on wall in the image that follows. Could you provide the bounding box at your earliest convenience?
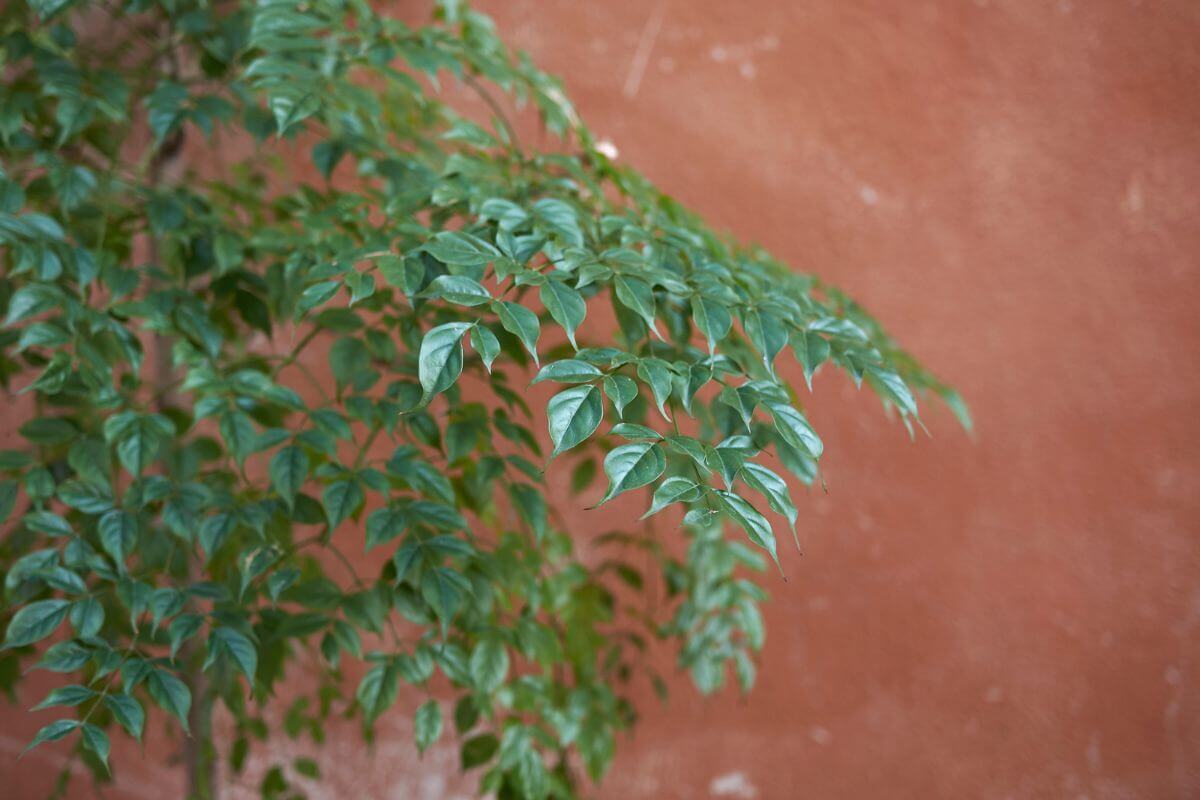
[708,35,779,81]
[810,725,833,745]
[1086,731,1102,773]
[623,1,668,98]
[1121,173,1145,216]
[710,770,759,798]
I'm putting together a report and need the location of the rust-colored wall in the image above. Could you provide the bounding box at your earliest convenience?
[7,1,1200,798]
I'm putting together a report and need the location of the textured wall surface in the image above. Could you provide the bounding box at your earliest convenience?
[6,1,1200,798]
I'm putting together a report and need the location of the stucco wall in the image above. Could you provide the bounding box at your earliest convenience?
[5,1,1200,798]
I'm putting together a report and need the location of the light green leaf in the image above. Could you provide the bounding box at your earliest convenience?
[540,280,586,349]
[357,662,398,723]
[744,309,788,376]
[636,358,674,421]
[715,490,778,568]
[602,374,638,418]
[532,359,601,384]
[479,197,528,231]
[547,385,603,456]
[81,723,110,770]
[469,325,500,373]
[610,422,662,440]
[768,403,823,459]
[614,275,659,336]
[414,699,443,754]
[494,301,540,365]
[791,330,830,389]
[600,442,666,505]
[718,384,759,431]
[469,636,509,693]
[642,476,702,518]
[866,365,918,417]
[691,295,732,353]
[423,230,500,266]
[418,322,471,399]
[740,462,799,538]
[421,274,492,306]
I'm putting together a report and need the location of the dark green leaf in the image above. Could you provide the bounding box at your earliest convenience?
[4,599,69,648]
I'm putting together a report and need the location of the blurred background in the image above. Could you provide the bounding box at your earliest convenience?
[6,0,1200,797]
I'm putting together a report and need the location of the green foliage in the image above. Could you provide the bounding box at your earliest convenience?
[0,0,966,797]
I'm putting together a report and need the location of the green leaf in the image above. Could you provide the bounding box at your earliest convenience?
[547,385,603,456]
[421,274,492,306]
[602,375,638,419]
[636,359,674,420]
[81,723,111,770]
[509,483,547,540]
[791,330,830,389]
[715,490,778,568]
[33,684,96,710]
[532,359,601,384]
[718,384,758,431]
[70,598,104,638]
[540,280,586,349]
[423,230,500,266]
[418,322,471,399]
[98,509,137,568]
[611,422,662,440]
[421,567,468,634]
[740,462,799,537]
[479,197,528,231]
[329,336,371,390]
[599,442,666,505]
[365,506,409,551]
[768,403,823,459]
[36,641,92,672]
[614,275,659,336]
[24,719,80,755]
[146,669,191,732]
[169,614,204,659]
[865,366,919,417]
[105,694,145,740]
[744,309,788,375]
[199,513,236,562]
[469,636,509,693]
[469,325,500,373]
[642,476,702,518]
[356,662,398,724]
[461,733,499,770]
[414,699,443,754]
[494,301,540,365]
[322,479,364,530]
[691,295,732,353]
[103,412,173,476]
[269,446,308,508]
[4,598,69,648]
[205,626,258,683]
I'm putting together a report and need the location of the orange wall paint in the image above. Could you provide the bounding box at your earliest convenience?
[6,1,1200,798]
